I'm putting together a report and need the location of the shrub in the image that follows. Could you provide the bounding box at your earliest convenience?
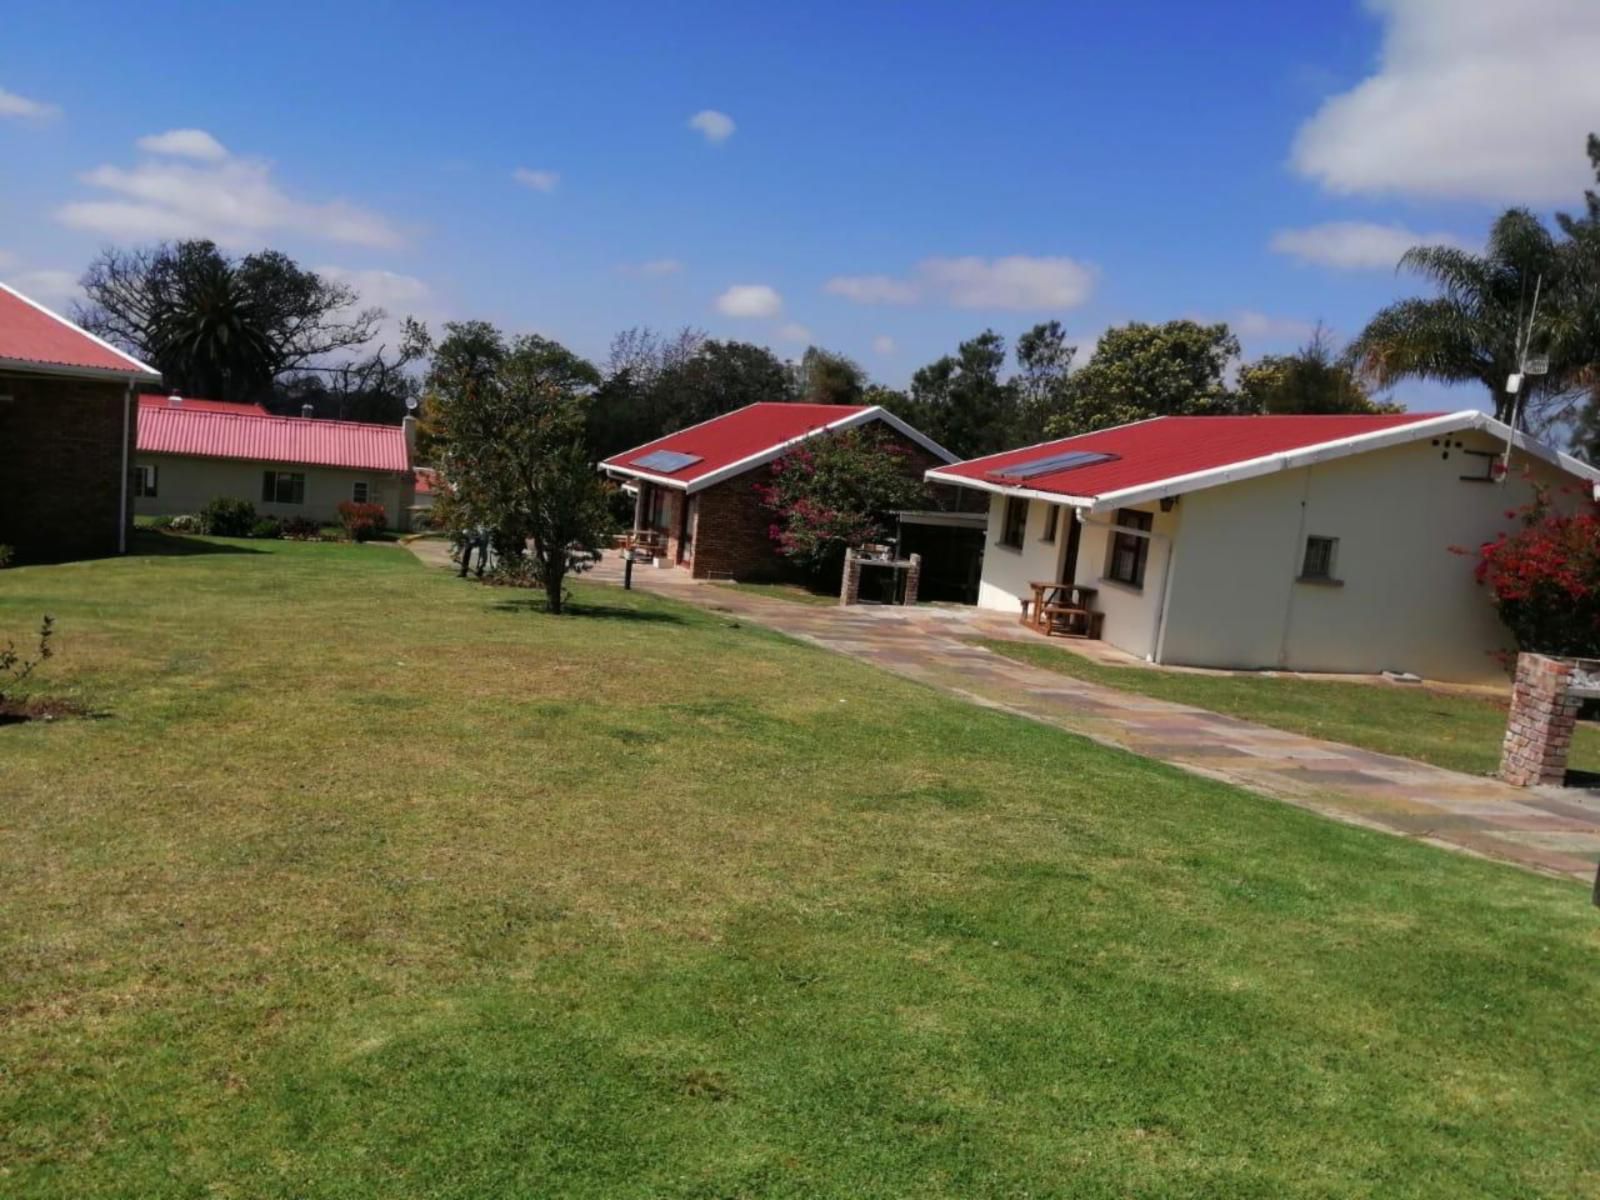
[249,517,283,539]
[1469,485,1600,657]
[147,515,175,530]
[280,515,323,540]
[168,514,203,533]
[0,545,12,570]
[337,500,388,543]
[201,497,258,537]
[0,615,54,709]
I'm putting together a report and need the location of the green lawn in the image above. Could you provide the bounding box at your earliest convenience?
[977,637,1600,778]
[2,533,1598,1198]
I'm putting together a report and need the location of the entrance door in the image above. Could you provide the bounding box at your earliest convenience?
[678,494,698,564]
[1059,507,1082,585]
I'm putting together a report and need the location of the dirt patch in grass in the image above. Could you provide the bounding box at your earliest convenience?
[0,695,90,725]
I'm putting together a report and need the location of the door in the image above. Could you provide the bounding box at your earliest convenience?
[1059,507,1082,585]
[679,495,698,564]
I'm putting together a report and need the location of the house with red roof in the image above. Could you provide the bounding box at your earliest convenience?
[133,393,419,530]
[928,410,1600,683]
[600,402,958,581]
[0,281,162,562]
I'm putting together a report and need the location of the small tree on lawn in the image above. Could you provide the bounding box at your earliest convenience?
[1470,486,1600,657]
[756,426,929,581]
[428,324,613,614]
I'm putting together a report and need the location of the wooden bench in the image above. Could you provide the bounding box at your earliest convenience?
[1042,604,1104,640]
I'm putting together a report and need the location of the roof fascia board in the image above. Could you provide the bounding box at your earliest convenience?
[923,466,1095,508]
[0,355,162,384]
[0,282,162,381]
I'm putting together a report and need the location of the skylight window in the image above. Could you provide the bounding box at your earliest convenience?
[631,449,704,473]
[987,450,1118,481]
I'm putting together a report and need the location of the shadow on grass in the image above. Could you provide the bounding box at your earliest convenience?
[131,531,265,557]
[488,594,687,623]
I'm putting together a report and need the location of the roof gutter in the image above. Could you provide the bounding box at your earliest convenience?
[0,357,161,385]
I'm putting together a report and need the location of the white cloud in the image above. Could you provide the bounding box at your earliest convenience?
[136,128,229,161]
[6,269,81,307]
[1270,221,1463,270]
[57,139,405,249]
[715,283,782,318]
[1230,311,1317,344]
[688,109,736,144]
[776,322,812,343]
[825,275,919,305]
[871,334,896,357]
[315,267,439,359]
[512,167,559,193]
[0,249,15,269]
[1291,0,1600,203]
[826,255,1097,311]
[0,85,59,120]
[619,258,683,278]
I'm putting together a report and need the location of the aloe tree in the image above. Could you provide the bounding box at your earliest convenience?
[1349,209,1588,428]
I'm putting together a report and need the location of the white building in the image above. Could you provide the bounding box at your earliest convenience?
[927,410,1600,684]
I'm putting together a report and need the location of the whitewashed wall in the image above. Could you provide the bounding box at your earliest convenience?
[133,455,413,531]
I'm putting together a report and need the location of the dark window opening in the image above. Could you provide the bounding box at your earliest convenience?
[999,495,1028,549]
[1301,535,1338,581]
[262,471,306,505]
[1042,505,1059,543]
[1106,508,1152,588]
[132,464,158,498]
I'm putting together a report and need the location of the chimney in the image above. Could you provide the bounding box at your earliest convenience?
[301,403,315,419]
[168,393,183,407]
[402,415,418,449]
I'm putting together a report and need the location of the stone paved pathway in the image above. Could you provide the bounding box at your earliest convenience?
[413,542,1600,882]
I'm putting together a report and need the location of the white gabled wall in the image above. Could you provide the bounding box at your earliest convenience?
[1068,503,1181,661]
[976,494,1070,615]
[1157,429,1567,683]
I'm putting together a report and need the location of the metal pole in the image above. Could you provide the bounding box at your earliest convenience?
[624,550,634,590]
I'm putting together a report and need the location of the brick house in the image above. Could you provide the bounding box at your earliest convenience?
[0,282,162,563]
[600,403,958,580]
[133,393,419,530]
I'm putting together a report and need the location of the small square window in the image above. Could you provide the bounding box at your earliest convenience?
[1301,535,1338,581]
[353,481,370,503]
[1041,505,1059,543]
[999,495,1028,549]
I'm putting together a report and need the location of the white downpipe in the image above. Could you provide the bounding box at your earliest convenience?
[1074,507,1176,663]
[118,382,132,555]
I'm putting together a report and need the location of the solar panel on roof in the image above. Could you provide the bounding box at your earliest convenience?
[988,450,1118,481]
[631,449,704,473]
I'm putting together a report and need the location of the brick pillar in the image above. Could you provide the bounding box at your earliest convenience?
[902,553,922,606]
[1499,653,1580,787]
[840,548,861,606]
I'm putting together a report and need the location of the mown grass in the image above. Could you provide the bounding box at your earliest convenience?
[2,532,1598,1198]
[977,637,1600,778]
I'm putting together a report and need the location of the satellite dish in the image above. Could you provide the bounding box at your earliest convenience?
[405,397,420,412]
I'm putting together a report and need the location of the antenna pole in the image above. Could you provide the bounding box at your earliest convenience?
[1500,273,1544,482]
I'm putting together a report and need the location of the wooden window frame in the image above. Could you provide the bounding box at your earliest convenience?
[998,495,1029,550]
[1106,508,1153,589]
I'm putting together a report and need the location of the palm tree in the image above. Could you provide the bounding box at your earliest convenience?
[1349,209,1588,428]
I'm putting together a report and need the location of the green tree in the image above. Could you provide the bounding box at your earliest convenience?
[1237,325,1397,415]
[907,330,1017,459]
[654,338,795,426]
[427,326,612,614]
[1046,320,1242,436]
[795,346,866,405]
[1348,209,1585,426]
[756,426,930,579]
[76,240,382,403]
[1014,320,1077,441]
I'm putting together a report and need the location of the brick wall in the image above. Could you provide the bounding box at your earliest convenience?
[1500,653,1586,786]
[0,372,135,563]
[687,421,948,581]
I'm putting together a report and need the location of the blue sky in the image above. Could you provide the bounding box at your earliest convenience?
[4,0,1599,406]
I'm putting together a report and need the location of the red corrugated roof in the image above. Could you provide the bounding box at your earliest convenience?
[601,403,872,487]
[139,392,270,417]
[0,283,160,380]
[934,412,1450,502]
[138,405,410,472]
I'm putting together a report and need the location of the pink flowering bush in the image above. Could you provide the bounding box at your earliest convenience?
[756,428,929,578]
[1470,485,1600,656]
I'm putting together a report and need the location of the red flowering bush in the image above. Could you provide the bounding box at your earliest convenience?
[1471,486,1600,655]
[756,428,929,578]
[337,500,388,543]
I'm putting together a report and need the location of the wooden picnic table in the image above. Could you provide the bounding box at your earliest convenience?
[1024,581,1097,629]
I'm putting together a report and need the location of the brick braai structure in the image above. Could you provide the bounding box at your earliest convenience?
[1499,653,1594,787]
